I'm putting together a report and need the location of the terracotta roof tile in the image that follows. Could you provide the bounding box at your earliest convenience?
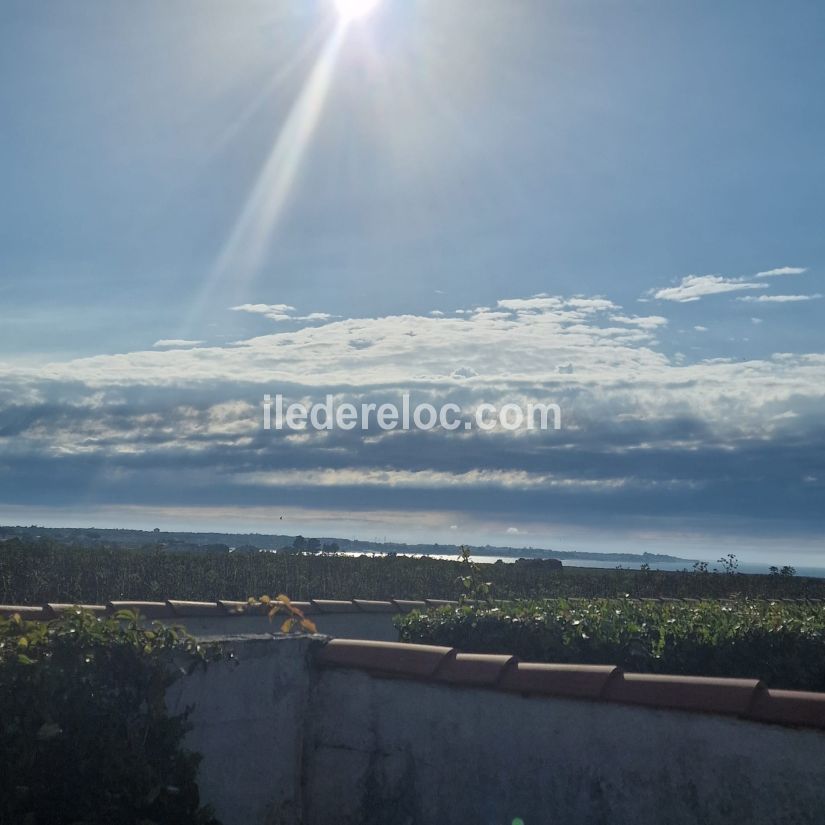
[107,600,174,619]
[217,599,249,614]
[435,652,517,687]
[0,604,47,619]
[747,688,825,729]
[289,601,319,615]
[604,673,761,716]
[392,599,428,613]
[45,603,107,617]
[353,599,396,613]
[316,638,453,678]
[500,662,620,700]
[311,599,361,613]
[166,600,225,617]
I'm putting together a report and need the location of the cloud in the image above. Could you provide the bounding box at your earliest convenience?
[152,339,203,349]
[2,292,825,542]
[738,294,823,304]
[611,314,668,330]
[497,296,564,312]
[232,303,296,320]
[751,318,763,325]
[650,275,768,303]
[693,326,708,332]
[230,304,336,322]
[755,266,808,278]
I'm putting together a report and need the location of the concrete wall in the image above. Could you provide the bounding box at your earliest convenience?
[167,637,825,825]
[165,635,318,825]
[305,668,825,825]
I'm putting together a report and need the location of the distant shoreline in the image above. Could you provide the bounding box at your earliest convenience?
[0,523,696,566]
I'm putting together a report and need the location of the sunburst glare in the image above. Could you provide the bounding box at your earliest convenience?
[334,0,382,22]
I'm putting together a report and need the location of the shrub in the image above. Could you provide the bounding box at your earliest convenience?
[397,598,825,691]
[0,608,219,825]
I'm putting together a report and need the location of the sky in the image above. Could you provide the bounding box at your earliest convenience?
[1,0,824,564]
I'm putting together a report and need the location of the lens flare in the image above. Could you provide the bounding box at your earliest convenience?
[334,0,381,22]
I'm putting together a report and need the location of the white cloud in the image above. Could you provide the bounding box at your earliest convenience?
[231,304,336,322]
[231,303,296,320]
[611,314,668,330]
[152,339,203,349]
[3,290,825,540]
[755,266,807,278]
[235,468,630,491]
[738,294,822,303]
[4,292,825,506]
[650,275,768,303]
[694,326,708,332]
[497,296,563,312]
[751,318,763,325]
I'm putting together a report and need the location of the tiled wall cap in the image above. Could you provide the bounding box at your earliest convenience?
[317,638,454,678]
[425,599,458,608]
[217,599,286,616]
[499,662,620,700]
[108,600,174,619]
[45,603,107,617]
[605,673,762,716]
[747,689,825,729]
[435,652,517,687]
[392,599,428,613]
[166,600,225,617]
[353,599,397,613]
[288,601,319,615]
[217,599,250,614]
[311,599,362,613]
[0,604,47,619]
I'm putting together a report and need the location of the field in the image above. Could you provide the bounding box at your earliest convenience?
[2,537,824,605]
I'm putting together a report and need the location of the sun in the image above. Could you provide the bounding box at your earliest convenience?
[334,0,381,22]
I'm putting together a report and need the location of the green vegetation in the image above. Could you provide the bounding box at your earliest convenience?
[1,538,823,605]
[0,607,218,825]
[397,598,825,691]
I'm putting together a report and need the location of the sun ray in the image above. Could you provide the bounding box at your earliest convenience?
[183,24,346,334]
[335,0,381,22]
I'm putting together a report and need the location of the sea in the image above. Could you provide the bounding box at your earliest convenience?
[338,551,825,579]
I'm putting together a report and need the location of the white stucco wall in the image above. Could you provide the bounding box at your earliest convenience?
[166,636,825,825]
[165,635,318,825]
[305,668,825,825]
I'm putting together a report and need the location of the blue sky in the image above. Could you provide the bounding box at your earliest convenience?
[1,0,824,563]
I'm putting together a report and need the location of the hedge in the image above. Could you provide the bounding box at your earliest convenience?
[0,608,219,825]
[396,598,825,691]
